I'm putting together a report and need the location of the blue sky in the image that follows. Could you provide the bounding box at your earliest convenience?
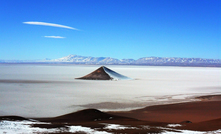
[0,0,220,60]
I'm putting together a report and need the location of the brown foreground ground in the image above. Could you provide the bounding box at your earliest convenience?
[0,94,220,133]
[109,95,221,123]
[108,95,221,131]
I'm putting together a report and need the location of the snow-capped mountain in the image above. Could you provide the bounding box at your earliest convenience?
[51,55,135,64]
[50,54,221,66]
[135,57,221,65]
[1,54,220,67]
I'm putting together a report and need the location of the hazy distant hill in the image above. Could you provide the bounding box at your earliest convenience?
[1,54,221,67]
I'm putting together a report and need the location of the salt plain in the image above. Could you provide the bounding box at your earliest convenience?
[0,64,220,117]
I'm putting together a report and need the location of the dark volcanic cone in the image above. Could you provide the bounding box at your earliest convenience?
[76,66,131,80]
[77,66,111,80]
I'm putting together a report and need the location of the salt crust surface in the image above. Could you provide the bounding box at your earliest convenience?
[0,120,111,134]
[103,123,138,130]
[167,124,182,127]
[1,121,220,134]
[0,65,220,117]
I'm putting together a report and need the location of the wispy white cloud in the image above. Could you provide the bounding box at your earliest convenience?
[23,21,78,30]
[44,36,65,39]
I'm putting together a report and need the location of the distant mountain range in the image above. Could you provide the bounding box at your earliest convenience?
[1,54,221,67]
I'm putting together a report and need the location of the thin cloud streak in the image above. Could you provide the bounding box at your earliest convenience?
[23,21,79,30]
[44,36,65,38]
